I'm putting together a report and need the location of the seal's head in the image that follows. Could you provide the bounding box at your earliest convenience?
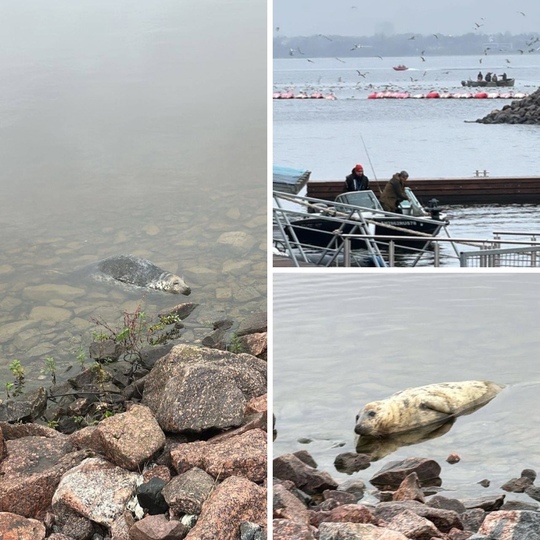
[355,402,386,437]
[154,273,191,295]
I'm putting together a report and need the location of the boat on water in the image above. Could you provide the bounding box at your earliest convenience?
[393,64,408,71]
[461,78,515,87]
[284,189,447,250]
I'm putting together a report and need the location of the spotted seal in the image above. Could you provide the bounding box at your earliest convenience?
[354,380,503,438]
[87,255,190,295]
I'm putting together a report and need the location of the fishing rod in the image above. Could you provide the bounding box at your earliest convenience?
[360,135,382,195]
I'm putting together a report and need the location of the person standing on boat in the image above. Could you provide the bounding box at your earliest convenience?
[477,72,483,81]
[380,170,410,213]
[344,164,370,192]
[485,72,492,82]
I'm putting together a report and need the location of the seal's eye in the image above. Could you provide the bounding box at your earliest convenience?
[368,410,376,418]
[355,414,359,422]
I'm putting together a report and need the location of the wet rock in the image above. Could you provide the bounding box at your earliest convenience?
[236,311,267,336]
[370,457,442,490]
[272,519,316,540]
[0,512,46,540]
[162,467,215,516]
[136,477,169,516]
[501,468,536,492]
[29,306,72,323]
[318,522,408,539]
[273,483,311,524]
[23,283,85,302]
[336,478,367,501]
[0,436,88,518]
[473,509,540,539]
[52,457,139,527]
[158,302,198,320]
[525,485,540,502]
[185,476,266,540]
[217,231,256,254]
[334,451,371,474]
[386,509,443,540]
[293,450,318,469]
[170,428,266,483]
[0,320,40,344]
[427,495,467,514]
[95,404,166,470]
[461,494,505,511]
[128,514,188,540]
[501,500,539,511]
[0,387,48,423]
[141,344,266,433]
[273,453,338,495]
[392,472,425,503]
[201,328,226,349]
[373,501,463,533]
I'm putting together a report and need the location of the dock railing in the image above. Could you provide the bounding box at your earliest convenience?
[273,190,540,268]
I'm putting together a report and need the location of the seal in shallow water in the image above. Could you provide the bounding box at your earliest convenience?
[90,255,191,295]
[354,380,503,438]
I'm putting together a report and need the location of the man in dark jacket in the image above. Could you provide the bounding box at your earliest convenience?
[380,170,410,213]
[344,164,369,192]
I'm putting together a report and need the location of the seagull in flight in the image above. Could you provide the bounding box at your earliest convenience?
[307,58,315,63]
[420,56,426,62]
[517,10,526,16]
[356,70,368,78]
[335,57,346,63]
[408,35,416,40]
[318,34,333,41]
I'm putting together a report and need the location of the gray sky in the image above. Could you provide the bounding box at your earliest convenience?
[273,0,540,36]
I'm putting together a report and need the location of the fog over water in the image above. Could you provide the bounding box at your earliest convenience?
[0,0,267,385]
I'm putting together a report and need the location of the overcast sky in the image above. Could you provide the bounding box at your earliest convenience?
[273,0,540,37]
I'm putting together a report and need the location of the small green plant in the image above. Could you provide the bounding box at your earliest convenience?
[228,334,245,354]
[7,359,25,396]
[76,346,87,370]
[42,356,57,385]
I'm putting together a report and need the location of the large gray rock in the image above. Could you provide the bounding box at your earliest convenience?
[162,467,215,516]
[0,387,48,423]
[471,510,540,539]
[476,87,540,124]
[142,344,266,433]
[52,457,139,527]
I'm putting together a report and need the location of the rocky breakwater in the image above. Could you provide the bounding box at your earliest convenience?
[273,451,540,539]
[0,321,268,540]
[475,87,540,124]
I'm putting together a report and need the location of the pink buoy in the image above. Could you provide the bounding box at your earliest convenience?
[425,91,440,98]
[474,92,488,99]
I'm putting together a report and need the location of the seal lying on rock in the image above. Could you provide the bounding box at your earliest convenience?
[354,380,503,438]
[87,255,191,295]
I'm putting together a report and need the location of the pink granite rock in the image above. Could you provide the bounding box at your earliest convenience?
[96,404,165,470]
[0,512,46,540]
[129,514,188,540]
[0,436,88,518]
[170,428,266,483]
[185,476,266,540]
[52,457,139,526]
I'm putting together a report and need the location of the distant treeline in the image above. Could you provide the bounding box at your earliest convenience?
[274,32,540,59]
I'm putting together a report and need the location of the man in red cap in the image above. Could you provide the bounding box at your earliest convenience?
[344,163,369,192]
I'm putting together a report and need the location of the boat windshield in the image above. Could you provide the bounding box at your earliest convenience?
[335,190,383,211]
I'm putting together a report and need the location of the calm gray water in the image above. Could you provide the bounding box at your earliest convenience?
[274,54,540,178]
[273,272,540,501]
[0,1,266,387]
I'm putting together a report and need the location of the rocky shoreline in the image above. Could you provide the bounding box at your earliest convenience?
[273,450,540,539]
[0,306,268,540]
[475,86,540,124]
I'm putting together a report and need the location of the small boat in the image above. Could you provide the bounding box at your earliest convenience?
[393,64,409,71]
[461,78,515,87]
[273,165,311,195]
[285,189,447,250]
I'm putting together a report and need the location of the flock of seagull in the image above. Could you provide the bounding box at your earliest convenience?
[279,10,539,79]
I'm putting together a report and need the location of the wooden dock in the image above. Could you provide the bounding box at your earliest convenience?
[306,176,540,205]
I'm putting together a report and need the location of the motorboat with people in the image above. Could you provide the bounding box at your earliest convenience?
[393,64,408,71]
[284,188,448,251]
[461,78,515,88]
